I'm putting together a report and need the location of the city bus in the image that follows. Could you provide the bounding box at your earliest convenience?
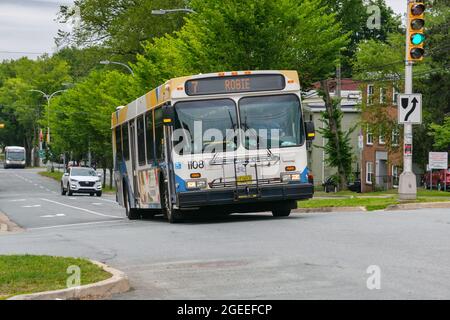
[3,146,26,169]
[112,70,315,222]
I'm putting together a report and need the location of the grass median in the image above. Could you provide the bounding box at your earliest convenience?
[0,255,111,300]
[302,188,450,211]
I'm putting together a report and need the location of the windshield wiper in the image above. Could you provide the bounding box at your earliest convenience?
[241,115,274,159]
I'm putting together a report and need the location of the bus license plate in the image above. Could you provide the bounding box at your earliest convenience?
[237,175,252,185]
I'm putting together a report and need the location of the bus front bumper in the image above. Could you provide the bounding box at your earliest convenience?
[177,183,314,208]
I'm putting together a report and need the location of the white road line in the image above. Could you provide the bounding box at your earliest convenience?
[98,197,117,204]
[22,205,41,208]
[40,198,123,219]
[40,214,66,218]
[28,220,126,231]
[9,199,27,202]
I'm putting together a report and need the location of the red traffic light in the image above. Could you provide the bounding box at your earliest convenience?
[411,4,425,15]
[410,48,425,59]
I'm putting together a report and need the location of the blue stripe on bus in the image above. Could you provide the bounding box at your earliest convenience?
[301,167,309,183]
[175,174,187,192]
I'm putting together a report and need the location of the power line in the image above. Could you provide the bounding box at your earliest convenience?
[0,51,45,55]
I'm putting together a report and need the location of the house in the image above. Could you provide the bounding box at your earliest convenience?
[360,82,403,192]
[302,79,362,187]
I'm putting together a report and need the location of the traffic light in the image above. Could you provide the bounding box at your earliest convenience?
[408,2,425,61]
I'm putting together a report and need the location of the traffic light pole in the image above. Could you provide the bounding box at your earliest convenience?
[398,0,417,200]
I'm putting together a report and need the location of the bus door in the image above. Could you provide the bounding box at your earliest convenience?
[129,120,139,202]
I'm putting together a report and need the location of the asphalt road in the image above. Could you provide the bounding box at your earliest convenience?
[1,168,450,299]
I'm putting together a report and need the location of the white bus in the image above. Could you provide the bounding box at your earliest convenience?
[4,146,26,169]
[112,70,315,222]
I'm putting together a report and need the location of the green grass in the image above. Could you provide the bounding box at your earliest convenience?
[0,255,111,300]
[38,171,63,181]
[314,188,450,198]
[300,193,450,211]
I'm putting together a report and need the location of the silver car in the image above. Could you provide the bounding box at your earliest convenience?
[61,167,103,197]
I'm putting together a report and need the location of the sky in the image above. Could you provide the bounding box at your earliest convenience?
[0,0,407,61]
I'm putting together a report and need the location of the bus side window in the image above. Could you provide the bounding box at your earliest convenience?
[122,122,130,161]
[146,111,155,164]
[154,108,164,160]
[137,115,146,165]
[115,126,122,160]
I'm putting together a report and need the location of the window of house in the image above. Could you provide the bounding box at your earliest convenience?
[366,126,373,145]
[379,131,385,145]
[392,128,400,146]
[380,87,387,104]
[392,86,399,105]
[392,165,400,188]
[367,84,374,105]
[366,162,373,184]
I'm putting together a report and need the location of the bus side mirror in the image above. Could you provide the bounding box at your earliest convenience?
[305,121,315,141]
[162,105,174,126]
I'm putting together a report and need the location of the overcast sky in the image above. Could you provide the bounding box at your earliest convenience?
[0,0,406,61]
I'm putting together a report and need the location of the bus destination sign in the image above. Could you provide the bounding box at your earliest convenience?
[185,74,286,96]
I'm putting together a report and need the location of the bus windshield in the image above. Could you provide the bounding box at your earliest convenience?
[174,99,238,154]
[7,151,25,161]
[239,94,303,149]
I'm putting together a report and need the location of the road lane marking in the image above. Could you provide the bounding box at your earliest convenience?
[9,199,27,202]
[98,198,117,204]
[22,205,41,208]
[28,220,127,231]
[40,198,123,219]
[40,214,66,218]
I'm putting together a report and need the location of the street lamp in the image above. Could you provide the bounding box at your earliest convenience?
[29,88,67,168]
[100,60,135,76]
[151,8,196,15]
[29,89,68,142]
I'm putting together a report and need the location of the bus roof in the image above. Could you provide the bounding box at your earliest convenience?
[111,70,300,128]
[5,146,25,151]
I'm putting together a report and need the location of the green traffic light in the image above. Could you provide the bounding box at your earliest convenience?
[411,33,425,45]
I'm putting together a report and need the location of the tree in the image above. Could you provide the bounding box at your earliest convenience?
[0,56,72,166]
[316,80,356,190]
[56,0,188,61]
[429,117,450,150]
[320,0,402,77]
[50,70,135,187]
[132,0,349,91]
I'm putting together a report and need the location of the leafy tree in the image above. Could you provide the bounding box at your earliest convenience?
[429,117,450,150]
[132,0,349,91]
[316,80,356,189]
[56,0,188,61]
[50,70,134,187]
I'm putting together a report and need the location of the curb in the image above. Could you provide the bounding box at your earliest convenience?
[0,212,24,234]
[8,260,130,300]
[294,206,367,213]
[386,201,450,211]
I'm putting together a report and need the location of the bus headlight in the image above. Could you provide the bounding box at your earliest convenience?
[186,179,207,190]
[281,172,301,182]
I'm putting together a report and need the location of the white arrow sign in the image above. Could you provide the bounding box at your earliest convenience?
[398,94,422,124]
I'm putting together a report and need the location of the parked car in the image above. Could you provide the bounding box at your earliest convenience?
[61,167,103,196]
[422,168,450,191]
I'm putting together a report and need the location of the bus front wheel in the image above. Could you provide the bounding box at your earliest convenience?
[161,184,182,223]
[124,187,139,220]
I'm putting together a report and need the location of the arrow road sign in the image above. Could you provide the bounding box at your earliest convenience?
[398,94,422,124]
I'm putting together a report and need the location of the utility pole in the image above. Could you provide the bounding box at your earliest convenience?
[398,0,424,200]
